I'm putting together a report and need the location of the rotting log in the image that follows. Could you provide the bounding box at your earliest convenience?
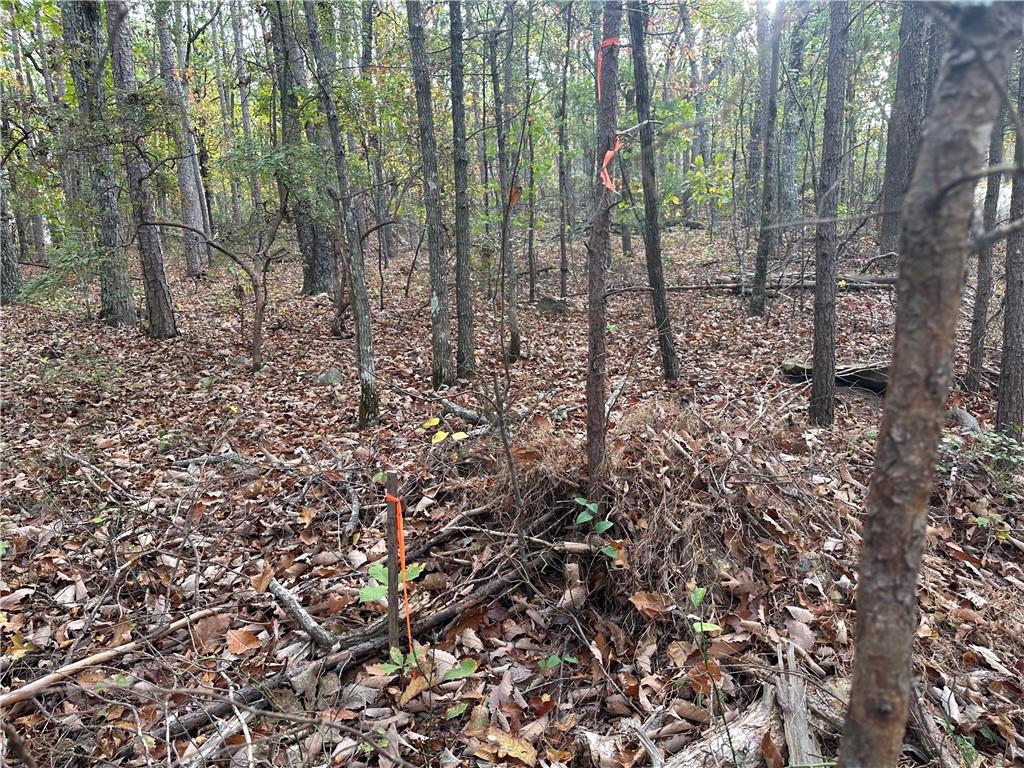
[781,360,889,394]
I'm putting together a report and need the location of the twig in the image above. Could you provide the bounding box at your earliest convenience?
[2,720,39,768]
[267,579,337,651]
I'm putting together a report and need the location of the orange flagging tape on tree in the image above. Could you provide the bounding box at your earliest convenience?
[600,138,623,192]
[596,37,620,100]
[384,491,414,653]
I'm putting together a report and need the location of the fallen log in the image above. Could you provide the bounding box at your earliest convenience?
[781,360,890,394]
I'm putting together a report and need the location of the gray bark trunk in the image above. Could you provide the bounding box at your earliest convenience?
[780,1,808,225]
[232,0,263,213]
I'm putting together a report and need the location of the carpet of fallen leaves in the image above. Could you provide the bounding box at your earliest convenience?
[2,228,1023,767]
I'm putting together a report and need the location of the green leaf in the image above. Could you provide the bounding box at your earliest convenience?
[371,471,388,484]
[692,621,721,634]
[445,702,469,719]
[403,563,425,581]
[442,658,478,681]
[690,587,707,608]
[0,540,10,557]
[389,646,405,666]
[600,545,618,558]
[575,510,594,524]
[538,655,561,669]
[593,520,614,534]
[432,430,449,445]
[368,563,388,582]
[379,662,401,675]
[574,497,598,514]
[359,584,388,603]
[562,655,578,665]
[451,431,470,441]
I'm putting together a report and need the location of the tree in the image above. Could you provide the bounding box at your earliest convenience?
[838,6,1022,765]
[586,1,622,491]
[745,0,771,229]
[557,2,573,301]
[450,0,475,379]
[877,2,928,255]
[156,0,207,279]
[61,0,138,328]
[105,0,177,339]
[996,53,1024,441]
[406,0,455,387]
[0,167,21,305]
[627,0,678,382]
[809,1,848,426]
[231,0,262,214]
[748,2,783,317]
[779,1,808,225]
[966,100,1007,392]
[303,0,379,428]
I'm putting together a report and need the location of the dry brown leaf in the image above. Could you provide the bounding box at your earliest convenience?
[194,614,231,652]
[484,726,536,766]
[226,628,261,654]
[628,591,674,619]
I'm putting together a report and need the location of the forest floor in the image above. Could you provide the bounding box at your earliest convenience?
[2,228,1023,768]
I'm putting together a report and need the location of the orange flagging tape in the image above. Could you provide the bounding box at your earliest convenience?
[385,491,414,654]
[600,138,623,192]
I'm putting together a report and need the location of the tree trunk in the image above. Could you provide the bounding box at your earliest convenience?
[61,0,138,328]
[748,2,783,316]
[558,1,573,300]
[745,0,771,230]
[780,1,808,226]
[212,15,243,228]
[105,0,177,339]
[809,1,848,426]
[11,26,49,266]
[0,168,22,305]
[627,0,678,383]
[232,0,263,213]
[838,6,1022,765]
[586,1,622,493]
[406,0,455,387]
[156,0,208,278]
[528,129,538,301]
[450,0,476,379]
[996,51,1024,441]
[877,2,928,254]
[966,100,1007,392]
[304,0,379,427]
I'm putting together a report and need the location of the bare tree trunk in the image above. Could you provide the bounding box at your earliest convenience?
[11,26,49,266]
[62,0,138,327]
[748,2,783,316]
[212,15,243,229]
[586,1,622,493]
[627,0,678,382]
[450,0,476,378]
[838,6,1022,765]
[105,0,177,339]
[877,2,928,254]
[780,1,808,226]
[966,100,1007,392]
[809,1,848,426]
[528,130,538,301]
[0,168,21,305]
[304,0,379,427]
[156,0,207,278]
[745,0,771,229]
[406,0,455,387]
[997,50,1024,441]
[558,1,573,300]
[232,0,262,214]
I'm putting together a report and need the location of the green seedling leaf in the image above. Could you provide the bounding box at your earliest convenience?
[690,586,707,608]
[371,471,388,484]
[359,584,387,603]
[562,655,578,665]
[593,520,614,534]
[451,431,470,441]
[379,662,401,675]
[574,497,599,514]
[692,621,721,634]
[432,430,449,445]
[575,510,594,524]
[442,658,478,681]
[538,655,561,669]
[600,545,618,558]
[445,702,469,720]
[389,646,405,666]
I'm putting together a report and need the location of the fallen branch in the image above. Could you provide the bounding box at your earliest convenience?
[0,608,220,709]
[434,395,489,425]
[268,579,337,650]
[775,645,820,766]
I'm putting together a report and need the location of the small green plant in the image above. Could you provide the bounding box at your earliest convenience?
[538,654,577,670]
[573,497,613,533]
[359,561,425,603]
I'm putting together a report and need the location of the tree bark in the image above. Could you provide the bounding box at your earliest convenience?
[61,0,138,327]
[996,50,1024,441]
[0,168,21,305]
[780,1,808,226]
[838,6,1022,765]
[105,0,177,339]
[586,1,622,493]
[304,0,379,428]
[745,0,771,229]
[628,0,678,382]
[809,1,848,426]
[748,2,783,316]
[156,0,208,279]
[406,0,455,387]
[231,0,262,214]
[877,2,928,254]
[966,99,1007,392]
[450,0,476,379]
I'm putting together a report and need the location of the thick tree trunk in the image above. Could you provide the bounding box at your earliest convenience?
[877,2,928,254]
[450,0,475,379]
[628,0,678,383]
[501,2,522,362]
[780,1,808,226]
[745,0,771,230]
[809,2,848,426]
[586,1,622,492]
[156,0,207,278]
[558,2,573,300]
[406,0,455,387]
[232,0,262,213]
[105,0,177,339]
[0,169,22,305]
[837,6,1021,765]
[61,0,138,328]
[748,3,783,316]
[966,101,1006,392]
[304,0,379,428]
[997,53,1024,441]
